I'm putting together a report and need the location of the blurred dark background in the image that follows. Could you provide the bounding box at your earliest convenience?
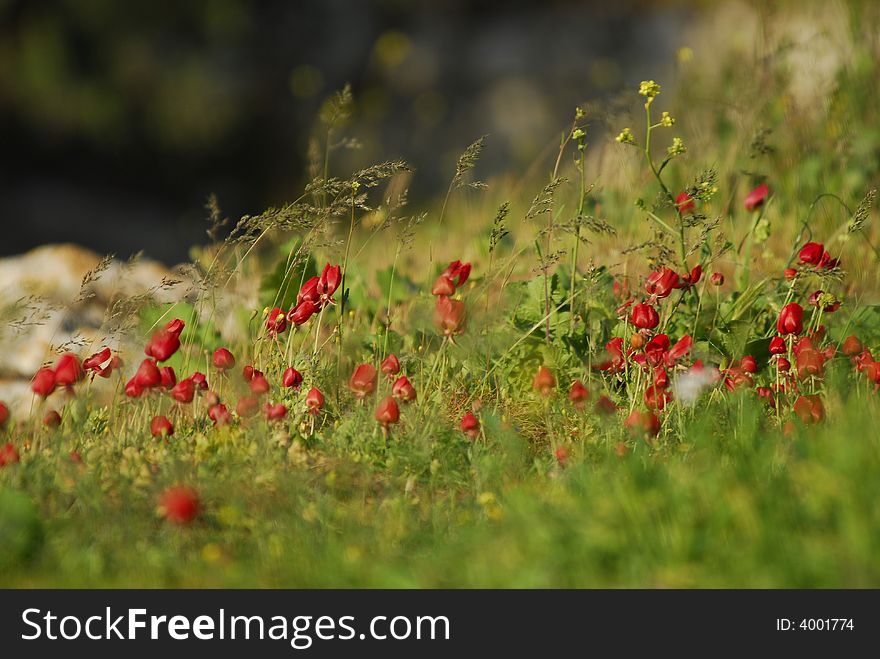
[0,0,695,264]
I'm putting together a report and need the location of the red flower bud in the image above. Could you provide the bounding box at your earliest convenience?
[744,182,768,211]
[306,387,325,415]
[675,191,695,213]
[0,402,8,428]
[145,328,181,363]
[777,303,804,336]
[264,402,287,421]
[391,375,417,402]
[160,366,177,389]
[381,353,401,377]
[349,364,377,399]
[434,297,466,336]
[282,367,303,389]
[645,268,680,298]
[374,396,400,427]
[289,300,319,326]
[769,336,786,355]
[54,353,85,387]
[793,395,824,424]
[710,272,724,286]
[43,410,62,428]
[150,415,173,438]
[249,372,270,395]
[0,442,20,467]
[460,411,480,440]
[555,445,570,467]
[134,359,162,389]
[266,307,287,334]
[798,242,824,266]
[842,335,862,357]
[568,380,589,410]
[624,409,660,438]
[213,348,236,371]
[631,303,660,330]
[208,403,231,426]
[31,367,57,398]
[741,355,757,373]
[159,486,199,524]
[171,378,195,403]
[532,366,555,396]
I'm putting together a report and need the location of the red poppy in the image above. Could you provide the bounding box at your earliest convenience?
[460,412,480,440]
[595,395,618,415]
[208,403,231,426]
[431,275,456,297]
[159,486,200,524]
[159,366,176,389]
[777,303,804,336]
[282,367,303,389]
[645,268,680,299]
[306,387,325,415]
[631,303,660,330]
[317,263,342,302]
[31,367,57,398]
[675,191,695,213]
[391,375,417,402]
[798,242,824,266]
[0,401,8,427]
[249,372,270,395]
[349,364,377,399]
[624,409,660,438]
[740,355,757,373]
[145,321,183,362]
[743,182,769,211]
[681,264,702,288]
[150,415,173,438]
[266,307,287,334]
[644,385,672,411]
[808,290,840,313]
[597,337,627,372]
[769,336,786,355]
[297,276,321,306]
[710,272,724,286]
[793,395,824,424]
[83,347,116,377]
[554,446,570,467]
[236,395,259,418]
[132,359,161,389]
[289,299,319,326]
[755,387,775,408]
[442,260,471,288]
[375,396,400,427]
[264,402,287,421]
[783,268,798,280]
[0,442,20,467]
[533,366,555,396]
[43,410,62,428]
[171,378,195,403]
[777,357,791,373]
[381,354,401,378]
[54,353,85,387]
[434,296,466,337]
[213,348,236,371]
[795,348,824,380]
[568,380,589,410]
[124,378,143,398]
[841,335,862,357]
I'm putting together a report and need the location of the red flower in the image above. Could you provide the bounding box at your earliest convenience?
[282,367,303,389]
[793,395,824,424]
[159,366,176,389]
[145,321,183,362]
[664,335,693,366]
[795,348,824,380]
[777,303,804,336]
[266,307,287,334]
[54,353,85,387]
[0,401,8,427]
[756,387,775,408]
[681,264,702,288]
[817,250,840,269]
[769,336,786,355]
[645,268,680,299]
[289,300,319,326]
[297,276,321,306]
[43,410,62,428]
[597,337,627,372]
[349,363,377,399]
[624,409,660,438]
[381,354,401,378]
[150,415,173,438]
[808,290,840,313]
[432,260,471,296]
[777,357,791,373]
[675,191,695,213]
[743,182,768,211]
[741,355,757,374]
[595,395,618,415]
[306,387,325,415]
[783,268,798,280]
[434,297,466,337]
[710,272,724,286]
[532,366,555,396]
[374,396,400,427]
[554,446,570,467]
[391,375,417,402]
[0,442,20,467]
[644,385,672,411]
[460,412,480,440]
[236,395,259,418]
[431,275,456,296]
[264,402,287,421]
[798,242,824,266]
[208,403,231,426]
[159,486,200,524]
[171,378,195,403]
[83,347,116,377]
[568,380,589,410]
[249,372,270,395]
[316,263,342,303]
[132,358,161,389]
[124,379,143,398]
[631,303,660,330]
[31,367,57,398]
[213,348,236,371]
[841,335,862,357]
